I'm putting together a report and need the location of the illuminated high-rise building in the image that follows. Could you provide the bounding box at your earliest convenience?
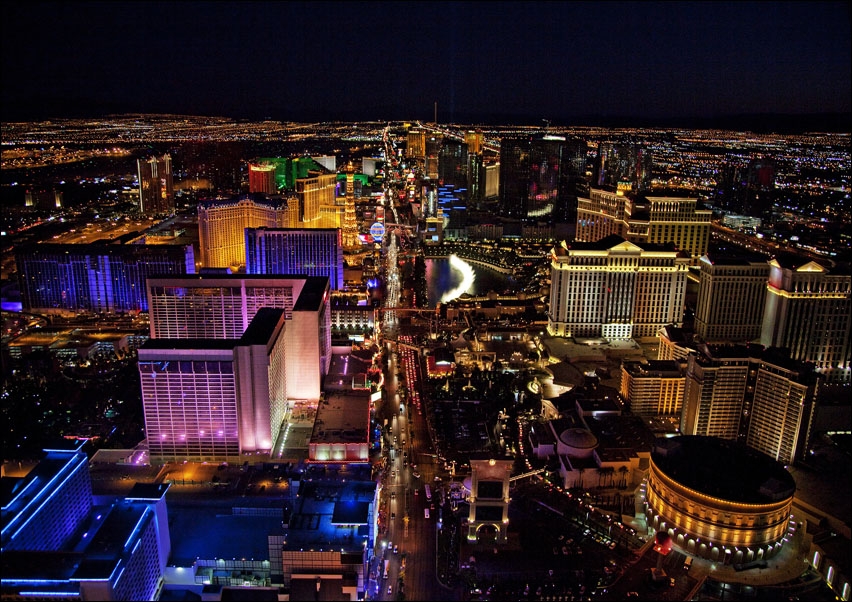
[406,128,426,159]
[15,242,195,314]
[1,447,171,601]
[576,188,712,262]
[139,308,288,462]
[620,359,686,417]
[248,162,278,194]
[499,134,586,222]
[145,274,331,401]
[760,254,851,383]
[527,135,567,220]
[198,196,298,270]
[137,154,174,215]
[296,171,337,224]
[695,252,770,342]
[438,138,468,190]
[467,152,485,209]
[312,155,337,172]
[254,155,326,191]
[681,345,819,465]
[593,143,652,192]
[425,135,442,179]
[341,162,360,249]
[24,188,62,210]
[498,134,531,219]
[465,129,484,154]
[548,235,690,339]
[484,162,500,200]
[245,227,344,290]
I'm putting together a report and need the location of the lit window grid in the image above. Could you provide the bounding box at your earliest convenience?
[139,361,240,462]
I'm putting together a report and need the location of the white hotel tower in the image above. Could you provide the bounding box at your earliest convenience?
[548,235,690,340]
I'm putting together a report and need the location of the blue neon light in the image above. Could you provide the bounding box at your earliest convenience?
[123,507,151,550]
[6,454,87,542]
[2,475,41,511]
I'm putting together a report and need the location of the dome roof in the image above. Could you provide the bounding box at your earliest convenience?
[559,428,598,449]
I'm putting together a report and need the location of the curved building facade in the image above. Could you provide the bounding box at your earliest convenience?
[644,436,795,563]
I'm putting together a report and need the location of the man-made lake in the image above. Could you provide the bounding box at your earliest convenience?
[425,257,514,308]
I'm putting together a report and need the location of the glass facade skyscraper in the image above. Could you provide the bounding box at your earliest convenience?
[137,154,174,216]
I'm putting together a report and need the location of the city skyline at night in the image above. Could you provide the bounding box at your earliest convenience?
[1,3,850,601]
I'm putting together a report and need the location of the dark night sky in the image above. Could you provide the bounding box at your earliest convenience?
[2,1,850,127]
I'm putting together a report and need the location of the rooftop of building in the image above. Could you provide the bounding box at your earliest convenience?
[293,277,330,312]
[701,250,771,266]
[556,234,682,255]
[198,196,292,210]
[310,389,371,445]
[585,414,656,463]
[652,436,796,504]
[139,338,238,351]
[622,359,685,378]
[240,308,286,346]
[310,352,372,446]
[284,471,376,551]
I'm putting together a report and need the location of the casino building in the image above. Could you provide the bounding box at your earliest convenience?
[644,436,796,564]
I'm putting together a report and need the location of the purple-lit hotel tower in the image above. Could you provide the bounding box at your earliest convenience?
[1,448,171,600]
[137,154,174,216]
[139,308,289,461]
[141,274,331,462]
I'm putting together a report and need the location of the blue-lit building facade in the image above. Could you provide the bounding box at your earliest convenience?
[245,227,344,290]
[1,448,171,601]
[15,243,195,315]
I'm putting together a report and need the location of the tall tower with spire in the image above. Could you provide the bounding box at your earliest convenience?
[342,161,360,250]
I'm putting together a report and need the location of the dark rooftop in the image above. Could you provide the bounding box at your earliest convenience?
[652,436,796,504]
[293,276,329,312]
[240,307,286,345]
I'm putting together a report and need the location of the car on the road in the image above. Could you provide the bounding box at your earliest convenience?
[387,585,393,595]
[412,471,421,479]
[391,491,396,499]
[393,545,399,554]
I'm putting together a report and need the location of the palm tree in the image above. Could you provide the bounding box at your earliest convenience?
[618,465,629,489]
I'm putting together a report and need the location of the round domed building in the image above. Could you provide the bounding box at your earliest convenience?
[558,427,598,458]
[644,436,796,564]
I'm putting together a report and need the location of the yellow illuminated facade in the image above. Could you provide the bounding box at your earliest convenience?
[296,172,337,224]
[548,236,690,339]
[407,128,426,159]
[576,189,711,262]
[198,197,298,270]
[760,258,851,383]
[645,437,795,564]
[695,254,770,342]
